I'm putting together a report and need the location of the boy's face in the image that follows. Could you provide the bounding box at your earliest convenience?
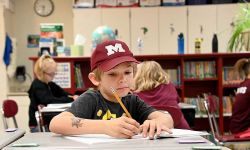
[99,62,134,101]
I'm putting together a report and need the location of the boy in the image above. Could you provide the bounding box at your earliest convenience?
[49,40,173,139]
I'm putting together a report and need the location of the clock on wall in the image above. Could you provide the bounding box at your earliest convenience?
[34,0,54,17]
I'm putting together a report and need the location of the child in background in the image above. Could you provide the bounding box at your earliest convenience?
[230,58,250,134]
[133,61,190,129]
[49,40,173,139]
[28,54,78,132]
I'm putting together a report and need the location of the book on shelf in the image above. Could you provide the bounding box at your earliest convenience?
[164,67,181,86]
[184,61,216,79]
[222,96,235,114]
[183,95,235,116]
[223,66,243,85]
[74,64,85,89]
[204,61,216,78]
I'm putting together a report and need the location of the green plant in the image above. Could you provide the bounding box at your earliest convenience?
[228,3,250,52]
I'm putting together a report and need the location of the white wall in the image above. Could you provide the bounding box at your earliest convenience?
[0,3,8,131]
[0,0,74,131]
[12,0,73,82]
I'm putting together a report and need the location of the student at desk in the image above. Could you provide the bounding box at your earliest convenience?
[133,61,190,130]
[230,58,250,134]
[49,40,173,139]
[28,54,78,132]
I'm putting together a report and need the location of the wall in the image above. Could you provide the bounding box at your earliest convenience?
[0,3,7,131]
[12,0,73,85]
[0,0,73,131]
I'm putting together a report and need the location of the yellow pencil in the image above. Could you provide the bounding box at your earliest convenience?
[110,87,132,118]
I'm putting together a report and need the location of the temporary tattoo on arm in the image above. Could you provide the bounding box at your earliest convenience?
[71,117,84,128]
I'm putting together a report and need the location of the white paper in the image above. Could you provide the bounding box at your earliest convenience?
[158,129,209,138]
[64,129,208,144]
[46,103,72,109]
[64,134,145,144]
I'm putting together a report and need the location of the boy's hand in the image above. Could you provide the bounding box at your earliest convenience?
[104,116,140,139]
[140,119,172,139]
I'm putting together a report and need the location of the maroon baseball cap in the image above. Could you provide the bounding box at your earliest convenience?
[91,40,138,71]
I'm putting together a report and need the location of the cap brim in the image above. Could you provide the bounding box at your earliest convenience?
[99,56,139,71]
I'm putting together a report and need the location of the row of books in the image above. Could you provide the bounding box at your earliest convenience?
[183,95,235,116]
[164,66,181,86]
[184,61,216,79]
[223,66,243,85]
[73,0,185,8]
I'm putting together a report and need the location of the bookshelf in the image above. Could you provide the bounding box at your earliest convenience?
[29,52,250,133]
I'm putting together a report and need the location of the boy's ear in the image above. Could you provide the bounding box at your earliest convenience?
[88,72,100,86]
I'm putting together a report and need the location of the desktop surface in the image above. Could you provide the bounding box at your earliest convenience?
[3,132,231,150]
[0,129,25,149]
[41,103,197,130]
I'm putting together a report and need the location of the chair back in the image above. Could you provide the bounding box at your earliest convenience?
[203,96,219,136]
[3,100,18,118]
[1,99,18,129]
[36,104,46,132]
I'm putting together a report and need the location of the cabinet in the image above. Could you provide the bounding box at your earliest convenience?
[130,7,159,55]
[217,4,240,53]
[187,5,217,53]
[73,9,102,56]
[30,52,250,133]
[101,8,130,46]
[73,4,241,56]
[73,8,130,56]
[159,6,188,54]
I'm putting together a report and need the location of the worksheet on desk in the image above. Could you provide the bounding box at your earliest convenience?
[64,134,146,144]
[64,129,208,144]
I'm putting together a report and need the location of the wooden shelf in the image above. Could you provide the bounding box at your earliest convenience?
[184,78,218,81]
[195,113,232,118]
[223,84,239,88]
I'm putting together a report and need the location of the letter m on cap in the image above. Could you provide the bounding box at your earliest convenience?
[106,43,125,56]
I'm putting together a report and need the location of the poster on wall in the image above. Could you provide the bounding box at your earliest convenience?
[39,23,64,56]
[27,34,40,48]
[53,62,71,88]
[40,23,64,39]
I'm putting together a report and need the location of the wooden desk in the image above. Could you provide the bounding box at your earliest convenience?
[3,132,231,150]
[0,129,25,149]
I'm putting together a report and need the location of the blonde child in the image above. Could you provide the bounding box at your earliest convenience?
[230,58,250,134]
[133,61,190,129]
[49,40,173,139]
[28,54,78,132]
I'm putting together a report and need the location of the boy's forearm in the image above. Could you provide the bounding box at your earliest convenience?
[160,113,174,128]
[49,112,108,135]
